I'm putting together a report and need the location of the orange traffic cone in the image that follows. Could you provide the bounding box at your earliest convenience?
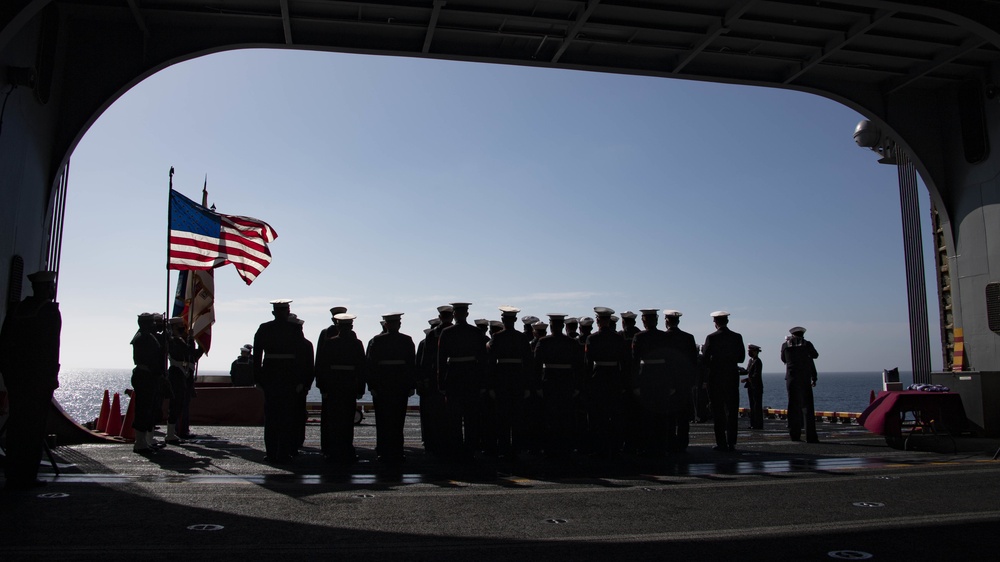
[95,389,111,432]
[105,392,123,436]
[869,389,876,404]
[119,390,136,441]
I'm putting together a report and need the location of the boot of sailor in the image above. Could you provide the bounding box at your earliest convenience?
[133,431,149,453]
[166,423,179,444]
[146,429,161,448]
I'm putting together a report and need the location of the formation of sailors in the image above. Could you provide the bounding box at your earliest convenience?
[245,300,755,466]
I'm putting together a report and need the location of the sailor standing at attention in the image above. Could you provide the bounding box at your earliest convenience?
[661,310,698,454]
[534,313,585,460]
[365,312,416,465]
[417,306,453,455]
[486,306,534,459]
[165,317,203,445]
[0,271,62,489]
[741,344,764,430]
[313,312,366,464]
[315,306,347,456]
[631,308,670,458]
[781,327,820,443]
[252,300,308,463]
[702,311,746,451]
[437,302,488,460]
[583,307,628,459]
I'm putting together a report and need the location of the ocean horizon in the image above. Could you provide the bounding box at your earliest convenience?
[53,368,912,425]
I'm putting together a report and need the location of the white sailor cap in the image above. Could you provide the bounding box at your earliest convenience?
[489,320,503,328]
[382,312,404,322]
[522,315,539,324]
[334,313,356,323]
[579,317,594,327]
[428,318,441,326]
[789,326,806,335]
[593,307,615,317]
[270,299,292,310]
[241,344,253,352]
[748,344,761,351]
[547,313,567,322]
[610,315,620,322]
[663,310,683,318]
[532,321,549,331]
[710,311,730,318]
[449,302,472,309]
[639,309,659,316]
[498,305,520,315]
[621,311,638,319]
[564,317,579,325]
[474,318,489,326]
[437,305,454,314]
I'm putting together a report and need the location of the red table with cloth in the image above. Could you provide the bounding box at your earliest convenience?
[859,390,967,448]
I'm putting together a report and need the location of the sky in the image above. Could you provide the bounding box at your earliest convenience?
[57,48,940,374]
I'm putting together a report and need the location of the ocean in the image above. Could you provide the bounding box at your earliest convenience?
[53,368,911,425]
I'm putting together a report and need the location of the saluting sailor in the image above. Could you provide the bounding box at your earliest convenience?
[702,311,746,451]
[781,327,820,443]
[366,313,416,465]
[313,312,366,464]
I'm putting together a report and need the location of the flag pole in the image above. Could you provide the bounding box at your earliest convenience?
[166,166,174,320]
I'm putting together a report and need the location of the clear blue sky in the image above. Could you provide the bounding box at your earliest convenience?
[57,48,939,374]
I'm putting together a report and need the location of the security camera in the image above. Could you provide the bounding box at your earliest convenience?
[853,119,881,149]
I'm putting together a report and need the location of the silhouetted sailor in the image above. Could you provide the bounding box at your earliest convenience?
[474,318,490,337]
[165,317,204,444]
[417,306,452,454]
[521,315,539,341]
[488,320,503,337]
[741,344,764,430]
[129,312,166,455]
[437,302,488,459]
[486,306,534,458]
[583,307,628,459]
[366,313,416,465]
[314,313,366,463]
[781,327,820,443]
[703,311,746,451]
[578,317,594,346]
[631,308,671,458]
[662,310,698,453]
[618,310,641,454]
[252,300,312,463]
[534,313,585,459]
[288,313,315,454]
[565,317,580,342]
[230,344,254,387]
[312,306,345,457]
[0,271,61,489]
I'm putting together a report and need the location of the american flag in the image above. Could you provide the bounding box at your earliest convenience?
[168,189,278,285]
